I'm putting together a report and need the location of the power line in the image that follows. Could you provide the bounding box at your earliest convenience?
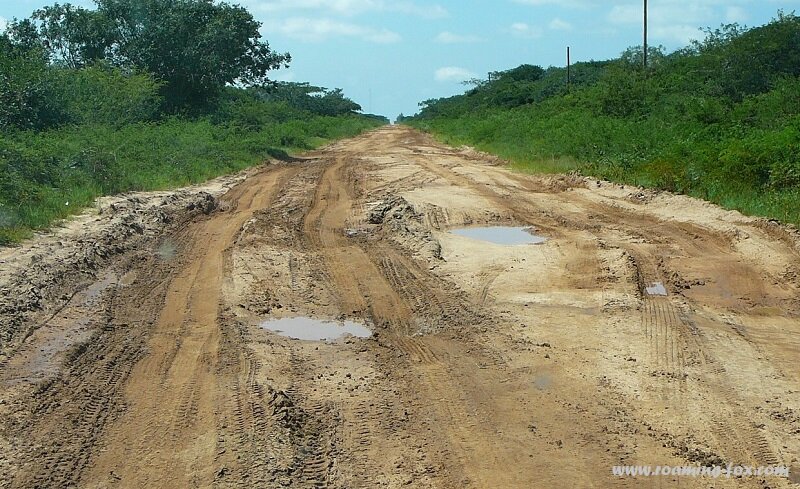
[643,0,648,68]
[566,46,571,92]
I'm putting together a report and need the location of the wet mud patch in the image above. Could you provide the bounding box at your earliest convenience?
[450,226,546,245]
[645,282,668,296]
[261,316,372,341]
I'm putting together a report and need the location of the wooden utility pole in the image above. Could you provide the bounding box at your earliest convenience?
[566,46,571,92]
[643,0,648,68]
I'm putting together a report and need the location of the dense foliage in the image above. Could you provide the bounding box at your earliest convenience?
[0,0,385,245]
[5,0,291,112]
[408,13,800,224]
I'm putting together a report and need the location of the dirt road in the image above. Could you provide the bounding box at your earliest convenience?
[1,126,799,488]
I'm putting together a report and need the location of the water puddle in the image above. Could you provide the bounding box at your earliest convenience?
[260,317,372,341]
[451,226,546,245]
[645,282,668,296]
[156,240,178,261]
[82,273,118,306]
[120,270,137,286]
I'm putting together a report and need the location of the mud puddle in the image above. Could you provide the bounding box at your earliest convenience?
[645,282,668,296]
[83,273,118,305]
[261,316,372,341]
[451,226,546,245]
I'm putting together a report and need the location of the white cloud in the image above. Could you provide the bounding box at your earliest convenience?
[434,66,477,83]
[725,6,748,23]
[273,71,297,82]
[510,22,543,39]
[271,17,401,43]
[549,18,572,30]
[608,2,715,44]
[0,16,8,32]
[248,0,447,19]
[653,25,704,44]
[435,31,482,43]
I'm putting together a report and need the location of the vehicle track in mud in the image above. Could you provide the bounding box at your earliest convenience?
[1,126,799,488]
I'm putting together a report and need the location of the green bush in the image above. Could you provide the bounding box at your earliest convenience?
[407,13,800,225]
[0,40,65,130]
[54,65,163,126]
[0,1,388,245]
[0,114,384,245]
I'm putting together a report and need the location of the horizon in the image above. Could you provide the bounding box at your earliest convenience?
[1,0,797,118]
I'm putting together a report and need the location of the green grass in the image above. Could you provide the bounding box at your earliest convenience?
[508,157,581,175]
[408,106,800,227]
[428,129,582,175]
[0,115,383,245]
[406,14,800,227]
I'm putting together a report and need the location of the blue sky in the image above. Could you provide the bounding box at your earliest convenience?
[1,0,797,118]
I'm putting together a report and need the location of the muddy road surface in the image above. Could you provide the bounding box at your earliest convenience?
[1,126,799,488]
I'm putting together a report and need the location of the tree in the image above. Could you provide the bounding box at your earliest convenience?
[256,82,361,116]
[678,13,800,102]
[315,88,361,116]
[0,35,64,129]
[94,0,291,111]
[6,4,113,68]
[620,45,667,68]
[491,64,545,82]
[8,0,292,112]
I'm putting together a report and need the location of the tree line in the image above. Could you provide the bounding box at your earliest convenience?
[1,0,373,129]
[407,12,800,224]
[0,0,385,245]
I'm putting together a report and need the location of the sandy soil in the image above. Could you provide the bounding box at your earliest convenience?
[1,126,799,488]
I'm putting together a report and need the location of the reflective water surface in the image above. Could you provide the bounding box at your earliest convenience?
[450,226,546,245]
[261,317,372,341]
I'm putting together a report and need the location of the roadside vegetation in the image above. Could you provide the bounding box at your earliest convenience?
[0,0,387,245]
[405,13,800,225]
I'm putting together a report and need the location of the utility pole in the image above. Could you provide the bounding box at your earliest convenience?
[566,46,571,92]
[643,0,648,69]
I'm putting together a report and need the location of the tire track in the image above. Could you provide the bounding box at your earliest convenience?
[296,146,543,487]
[632,252,782,471]
[6,125,798,489]
[680,313,783,468]
[6,265,168,488]
[80,166,297,488]
[285,353,337,489]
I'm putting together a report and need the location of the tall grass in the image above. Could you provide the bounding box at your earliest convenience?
[0,115,382,244]
[407,14,800,226]
[413,113,800,226]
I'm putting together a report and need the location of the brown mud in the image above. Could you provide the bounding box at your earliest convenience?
[1,126,799,488]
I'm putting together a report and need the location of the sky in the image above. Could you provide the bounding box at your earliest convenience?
[1,0,798,118]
